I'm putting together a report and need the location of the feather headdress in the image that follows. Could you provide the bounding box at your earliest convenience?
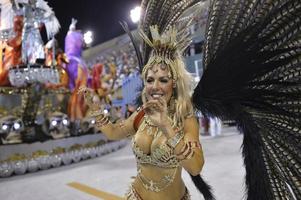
[123,0,207,72]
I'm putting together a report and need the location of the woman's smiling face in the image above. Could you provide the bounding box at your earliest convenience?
[145,64,173,103]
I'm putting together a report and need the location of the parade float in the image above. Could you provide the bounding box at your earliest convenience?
[0,0,126,178]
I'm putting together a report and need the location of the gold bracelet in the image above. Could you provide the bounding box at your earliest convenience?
[176,146,194,161]
[176,140,200,161]
[177,142,188,157]
[90,110,104,117]
[95,115,111,128]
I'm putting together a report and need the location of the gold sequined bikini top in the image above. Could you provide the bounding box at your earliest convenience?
[132,115,180,169]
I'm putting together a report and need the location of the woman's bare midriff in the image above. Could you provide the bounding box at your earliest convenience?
[132,164,186,200]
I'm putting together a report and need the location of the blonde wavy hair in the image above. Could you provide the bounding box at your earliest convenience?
[142,55,194,128]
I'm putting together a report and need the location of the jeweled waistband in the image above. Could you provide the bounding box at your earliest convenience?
[125,184,191,200]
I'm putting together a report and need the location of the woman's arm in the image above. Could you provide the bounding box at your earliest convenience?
[95,111,138,140]
[163,116,204,176]
[78,86,138,140]
[179,116,204,175]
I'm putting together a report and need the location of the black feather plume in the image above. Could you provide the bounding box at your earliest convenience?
[193,0,301,199]
[190,174,215,200]
[120,21,143,72]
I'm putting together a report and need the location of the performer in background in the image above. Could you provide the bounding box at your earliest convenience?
[44,38,69,89]
[80,0,301,199]
[91,60,103,92]
[0,0,59,85]
[55,49,69,89]
[0,0,24,86]
[65,18,88,120]
[1,15,23,86]
[19,0,60,64]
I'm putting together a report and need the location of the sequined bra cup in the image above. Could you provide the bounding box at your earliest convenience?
[132,117,180,168]
[132,139,179,168]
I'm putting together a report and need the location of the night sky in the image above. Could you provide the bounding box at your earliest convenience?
[47,0,141,48]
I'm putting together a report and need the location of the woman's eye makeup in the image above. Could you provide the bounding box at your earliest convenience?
[146,78,154,83]
[146,77,170,83]
[160,78,169,83]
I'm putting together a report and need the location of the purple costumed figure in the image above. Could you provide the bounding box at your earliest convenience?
[65,18,88,120]
[64,18,87,91]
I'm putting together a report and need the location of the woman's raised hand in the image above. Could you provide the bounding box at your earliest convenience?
[78,86,100,110]
[143,97,170,129]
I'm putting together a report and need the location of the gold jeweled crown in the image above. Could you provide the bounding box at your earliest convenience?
[140,25,192,81]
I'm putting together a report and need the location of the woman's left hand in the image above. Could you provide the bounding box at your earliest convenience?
[77,86,100,110]
[143,97,171,129]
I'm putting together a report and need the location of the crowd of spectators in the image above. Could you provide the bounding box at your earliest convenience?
[83,43,139,121]
[87,44,138,91]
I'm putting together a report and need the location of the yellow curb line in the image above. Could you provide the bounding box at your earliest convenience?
[67,182,124,200]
